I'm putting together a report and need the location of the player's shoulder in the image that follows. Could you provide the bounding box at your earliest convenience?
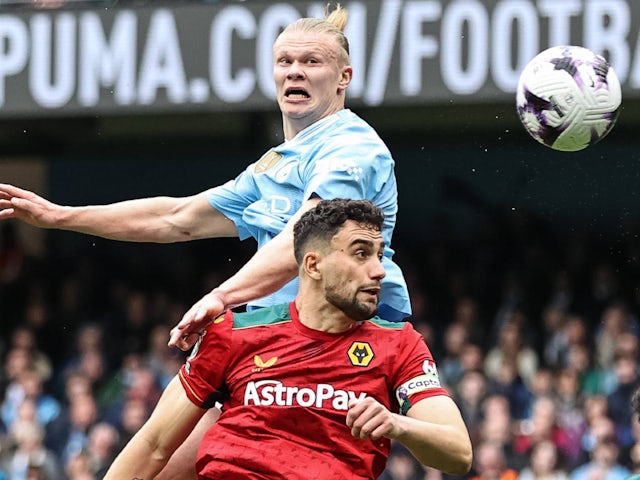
[333,110,377,136]
[231,303,292,330]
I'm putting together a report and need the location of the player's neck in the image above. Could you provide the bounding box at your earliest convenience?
[282,116,313,141]
[295,296,356,333]
[281,105,345,141]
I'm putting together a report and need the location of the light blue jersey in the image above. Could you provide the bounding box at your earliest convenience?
[207,109,411,321]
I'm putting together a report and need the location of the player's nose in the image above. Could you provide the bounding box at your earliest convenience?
[370,257,386,280]
[286,61,306,79]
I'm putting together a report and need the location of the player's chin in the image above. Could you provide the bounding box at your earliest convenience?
[357,299,379,319]
[282,101,313,115]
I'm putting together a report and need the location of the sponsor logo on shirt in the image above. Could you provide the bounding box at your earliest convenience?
[315,157,365,181]
[347,341,374,367]
[252,354,278,373]
[244,380,366,410]
[255,151,282,173]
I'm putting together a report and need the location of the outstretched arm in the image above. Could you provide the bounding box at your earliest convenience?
[346,396,472,475]
[103,375,205,479]
[168,197,321,349]
[0,183,237,243]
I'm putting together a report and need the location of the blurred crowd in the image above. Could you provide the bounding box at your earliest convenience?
[1,205,639,480]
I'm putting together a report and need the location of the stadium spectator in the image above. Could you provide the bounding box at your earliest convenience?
[576,413,618,467]
[528,367,555,399]
[564,342,611,396]
[112,396,149,452]
[459,343,486,374]
[6,327,52,384]
[594,302,638,370]
[55,323,109,402]
[1,368,60,431]
[101,362,161,433]
[439,322,470,387]
[44,392,98,466]
[540,304,569,368]
[553,368,586,463]
[518,439,568,480]
[484,317,539,391]
[477,394,519,470]
[455,369,488,445]
[512,396,574,469]
[0,419,65,480]
[64,450,95,480]
[486,357,532,421]
[568,434,630,480]
[378,443,426,480]
[606,354,640,450]
[84,421,120,478]
[469,440,518,480]
[450,295,485,348]
[144,323,185,388]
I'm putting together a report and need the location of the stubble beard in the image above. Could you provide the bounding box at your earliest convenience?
[325,284,378,321]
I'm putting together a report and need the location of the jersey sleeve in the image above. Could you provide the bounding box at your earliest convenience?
[205,166,260,241]
[394,324,450,415]
[302,134,394,202]
[178,310,234,408]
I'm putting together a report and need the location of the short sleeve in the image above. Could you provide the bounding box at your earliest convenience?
[206,166,260,241]
[179,310,234,408]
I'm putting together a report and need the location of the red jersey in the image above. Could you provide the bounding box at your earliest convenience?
[179,302,448,479]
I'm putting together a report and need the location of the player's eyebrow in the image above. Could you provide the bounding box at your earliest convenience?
[349,238,385,251]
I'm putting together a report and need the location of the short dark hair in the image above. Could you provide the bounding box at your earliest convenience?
[293,199,384,263]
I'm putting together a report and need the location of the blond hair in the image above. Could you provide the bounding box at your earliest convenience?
[281,3,350,62]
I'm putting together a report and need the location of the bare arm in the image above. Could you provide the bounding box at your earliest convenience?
[0,183,237,242]
[347,396,472,475]
[212,196,322,308]
[169,197,321,349]
[154,408,220,480]
[104,375,205,480]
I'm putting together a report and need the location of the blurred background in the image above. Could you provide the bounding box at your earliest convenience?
[1,1,640,479]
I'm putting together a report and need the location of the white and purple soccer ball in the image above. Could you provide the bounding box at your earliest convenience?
[516,46,622,152]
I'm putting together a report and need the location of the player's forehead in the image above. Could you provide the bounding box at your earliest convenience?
[332,220,383,247]
[273,31,340,59]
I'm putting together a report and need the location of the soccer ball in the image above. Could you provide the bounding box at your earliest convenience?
[516,45,622,152]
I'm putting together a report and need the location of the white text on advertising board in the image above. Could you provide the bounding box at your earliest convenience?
[0,0,637,115]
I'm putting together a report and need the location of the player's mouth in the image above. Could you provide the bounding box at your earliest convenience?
[284,87,310,100]
[359,286,380,301]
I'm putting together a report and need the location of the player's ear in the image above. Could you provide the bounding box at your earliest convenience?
[303,251,322,280]
[338,66,352,92]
